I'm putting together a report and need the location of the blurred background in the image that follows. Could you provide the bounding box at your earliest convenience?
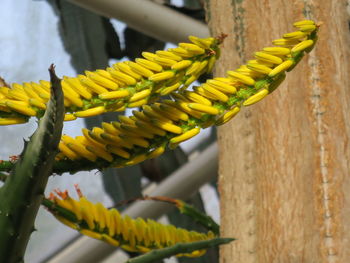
[0,0,220,262]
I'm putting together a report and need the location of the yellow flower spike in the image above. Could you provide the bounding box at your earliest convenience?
[6,101,37,116]
[206,79,237,94]
[170,128,200,144]
[148,71,175,82]
[254,51,283,64]
[67,143,97,162]
[74,106,105,118]
[268,60,294,77]
[98,90,130,100]
[64,114,77,121]
[80,229,102,240]
[58,142,79,161]
[262,47,291,56]
[188,103,219,115]
[156,50,183,61]
[52,21,317,170]
[243,89,269,106]
[283,31,308,40]
[0,117,27,125]
[171,60,192,71]
[291,39,314,53]
[227,71,255,86]
[247,63,272,75]
[106,145,130,159]
[129,89,151,103]
[215,107,240,126]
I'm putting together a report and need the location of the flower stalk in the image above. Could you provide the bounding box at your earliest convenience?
[47,20,319,174]
[43,188,216,257]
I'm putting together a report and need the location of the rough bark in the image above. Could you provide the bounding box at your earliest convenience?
[206,0,350,262]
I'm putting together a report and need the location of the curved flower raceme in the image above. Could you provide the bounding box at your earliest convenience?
[0,36,220,125]
[50,20,319,174]
[44,189,214,257]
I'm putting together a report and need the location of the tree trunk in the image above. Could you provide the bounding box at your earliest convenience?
[206,0,350,262]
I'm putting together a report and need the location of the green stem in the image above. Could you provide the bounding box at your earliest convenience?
[125,238,235,263]
[0,65,64,262]
[0,172,8,182]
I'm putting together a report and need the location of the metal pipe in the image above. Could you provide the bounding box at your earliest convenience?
[47,142,218,263]
[66,0,210,43]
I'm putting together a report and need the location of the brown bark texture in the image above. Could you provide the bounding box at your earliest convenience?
[206,0,350,262]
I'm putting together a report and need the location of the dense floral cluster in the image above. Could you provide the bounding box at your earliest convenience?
[45,189,214,257]
[53,20,319,173]
[0,36,220,125]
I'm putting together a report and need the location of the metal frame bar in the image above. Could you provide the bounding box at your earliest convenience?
[67,0,210,43]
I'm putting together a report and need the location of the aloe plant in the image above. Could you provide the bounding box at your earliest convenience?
[0,19,319,263]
